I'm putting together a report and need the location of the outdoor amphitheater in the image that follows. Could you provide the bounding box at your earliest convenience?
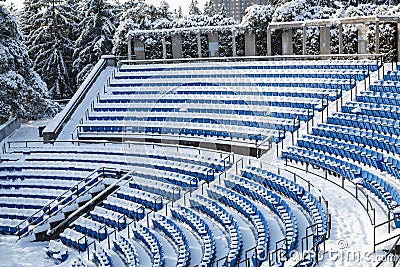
[1,15,400,267]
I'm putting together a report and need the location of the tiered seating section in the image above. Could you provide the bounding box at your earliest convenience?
[78,60,378,147]
[283,66,400,228]
[0,144,230,237]
[1,59,381,267]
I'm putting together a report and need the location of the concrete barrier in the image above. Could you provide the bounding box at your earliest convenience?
[43,55,116,142]
[0,118,21,141]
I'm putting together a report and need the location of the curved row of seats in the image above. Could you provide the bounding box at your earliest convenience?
[133,224,164,267]
[312,123,400,155]
[299,133,400,181]
[0,142,228,237]
[113,234,139,267]
[92,244,113,267]
[282,147,400,220]
[152,215,190,267]
[242,166,328,239]
[189,195,242,267]
[224,175,298,260]
[171,206,216,267]
[342,101,400,121]
[207,185,269,266]
[327,112,400,136]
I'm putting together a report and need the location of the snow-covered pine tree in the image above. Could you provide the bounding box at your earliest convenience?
[19,0,47,42]
[177,6,183,18]
[0,4,58,124]
[272,0,334,55]
[24,0,78,99]
[112,0,172,59]
[241,4,275,56]
[204,0,216,17]
[219,3,228,17]
[73,0,117,86]
[189,0,202,15]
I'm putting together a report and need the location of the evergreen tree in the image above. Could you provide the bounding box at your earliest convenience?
[241,4,275,55]
[219,3,228,17]
[189,0,202,15]
[73,0,117,86]
[204,0,216,17]
[0,4,58,124]
[177,6,183,18]
[24,0,78,99]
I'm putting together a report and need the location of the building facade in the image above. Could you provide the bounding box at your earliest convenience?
[213,0,270,21]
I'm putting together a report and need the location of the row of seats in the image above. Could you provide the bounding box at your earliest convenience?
[312,123,400,155]
[103,196,145,221]
[73,216,108,241]
[342,101,400,121]
[22,146,228,175]
[282,147,400,219]
[81,122,278,142]
[92,244,113,267]
[132,169,198,189]
[117,186,163,211]
[207,185,269,265]
[297,135,384,169]
[87,112,299,132]
[129,179,180,201]
[370,80,400,93]
[171,206,215,267]
[114,71,367,81]
[0,218,28,235]
[94,104,313,122]
[98,95,324,110]
[90,206,127,231]
[133,225,164,267]
[119,60,378,72]
[27,152,214,183]
[189,195,242,267]
[224,175,298,258]
[242,167,328,238]
[327,112,400,136]
[109,78,354,90]
[60,228,88,251]
[111,86,339,101]
[152,215,190,267]
[357,91,400,106]
[113,234,139,267]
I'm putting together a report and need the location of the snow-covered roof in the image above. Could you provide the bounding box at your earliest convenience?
[269,15,400,29]
[127,25,245,38]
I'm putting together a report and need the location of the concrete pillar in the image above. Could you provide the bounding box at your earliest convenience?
[282,29,293,55]
[375,20,380,54]
[302,26,307,55]
[245,32,256,56]
[338,23,343,54]
[171,34,183,59]
[127,36,132,60]
[232,30,237,57]
[208,32,219,57]
[320,26,331,54]
[357,24,369,54]
[162,37,167,59]
[267,26,272,56]
[133,37,145,60]
[197,33,202,58]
